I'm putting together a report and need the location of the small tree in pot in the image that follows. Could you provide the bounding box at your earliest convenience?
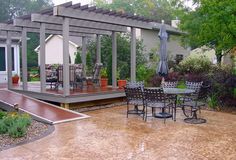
[100,68,108,88]
[117,69,127,89]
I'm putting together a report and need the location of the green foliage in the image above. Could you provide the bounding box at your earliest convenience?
[8,121,27,138]
[136,64,156,85]
[93,0,186,22]
[180,0,236,62]
[100,68,108,78]
[74,51,82,64]
[0,112,32,138]
[0,111,7,119]
[0,0,53,21]
[176,81,186,89]
[175,55,212,74]
[87,33,146,84]
[86,52,93,75]
[207,94,219,109]
[0,120,8,134]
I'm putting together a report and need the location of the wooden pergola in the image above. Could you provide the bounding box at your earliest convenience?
[0,2,156,97]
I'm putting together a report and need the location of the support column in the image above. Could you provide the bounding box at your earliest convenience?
[82,36,87,76]
[6,31,12,89]
[40,23,46,93]
[112,31,117,88]
[63,18,70,96]
[130,27,136,82]
[96,34,101,63]
[21,28,28,90]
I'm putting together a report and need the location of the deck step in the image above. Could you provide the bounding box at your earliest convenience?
[0,90,89,124]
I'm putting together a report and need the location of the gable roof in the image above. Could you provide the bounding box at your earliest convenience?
[34,34,82,52]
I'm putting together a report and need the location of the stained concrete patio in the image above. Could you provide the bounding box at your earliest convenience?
[0,106,235,159]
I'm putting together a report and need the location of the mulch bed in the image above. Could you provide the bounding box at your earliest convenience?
[0,120,54,151]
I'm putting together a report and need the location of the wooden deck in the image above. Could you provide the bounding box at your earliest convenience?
[4,82,125,104]
[0,90,89,124]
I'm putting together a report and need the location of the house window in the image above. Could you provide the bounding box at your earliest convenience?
[0,47,15,71]
[11,47,15,71]
[0,47,6,71]
[175,54,183,64]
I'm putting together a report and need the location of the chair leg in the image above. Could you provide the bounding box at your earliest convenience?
[127,103,129,118]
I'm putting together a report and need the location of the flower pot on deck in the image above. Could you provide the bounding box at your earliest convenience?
[12,76,19,84]
[117,80,127,89]
[101,78,108,88]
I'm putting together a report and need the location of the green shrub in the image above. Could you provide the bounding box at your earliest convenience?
[175,55,212,74]
[8,121,27,138]
[3,115,17,127]
[0,112,32,138]
[0,120,8,134]
[208,94,219,110]
[177,81,186,89]
[0,111,7,119]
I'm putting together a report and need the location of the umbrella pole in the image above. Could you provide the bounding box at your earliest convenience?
[161,77,165,86]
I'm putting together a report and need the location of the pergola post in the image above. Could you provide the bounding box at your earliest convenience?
[6,31,12,89]
[112,31,117,88]
[82,36,87,76]
[130,27,136,82]
[96,34,101,63]
[40,23,46,93]
[21,27,28,90]
[62,17,70,96]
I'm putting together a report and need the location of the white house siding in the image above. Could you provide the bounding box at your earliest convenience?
[0,43,20,83]
[140,29,190,60]
[38,36,78,65]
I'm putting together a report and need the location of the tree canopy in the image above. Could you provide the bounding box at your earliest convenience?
[93,0,186,23]
[180,0,236,62]
[0,0,53,22]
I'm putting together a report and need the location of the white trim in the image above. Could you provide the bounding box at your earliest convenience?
[34,34,79,52]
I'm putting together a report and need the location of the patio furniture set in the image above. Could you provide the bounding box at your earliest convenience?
[45,63,103,90]
[124,81,209,124]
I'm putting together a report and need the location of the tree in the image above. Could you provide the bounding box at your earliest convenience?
[180,0,236,62]
[75,50,82,64]
[87,33,146,84]
[0,0,53,21]
[93,0,186,23]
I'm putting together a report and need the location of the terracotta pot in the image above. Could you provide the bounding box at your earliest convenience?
[12,76,19,84]
[101,78,108,87]
[117,80,127,89]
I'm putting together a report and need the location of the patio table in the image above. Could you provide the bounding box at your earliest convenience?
[146,87,195,120]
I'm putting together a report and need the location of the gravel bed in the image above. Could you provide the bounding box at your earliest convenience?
[0,120,54,151]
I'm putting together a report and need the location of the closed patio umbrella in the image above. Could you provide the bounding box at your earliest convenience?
[157,23,168,77]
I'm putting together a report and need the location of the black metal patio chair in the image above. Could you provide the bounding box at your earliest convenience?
[143,88,173,123]
[124,86,145,120]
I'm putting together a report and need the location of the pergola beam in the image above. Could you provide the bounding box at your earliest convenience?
[53,6,152,29]
[0,23,93,37]
[62,18,70,96]
[31,14,127,32]
[6,31,12,89]
[21,28,28,90]
[14,19,112,35]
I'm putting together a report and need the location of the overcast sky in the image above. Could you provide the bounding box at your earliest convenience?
[52,0,195,9]
[52,0,93,5]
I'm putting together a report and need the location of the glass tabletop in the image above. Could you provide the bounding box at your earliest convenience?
[163,88,195,95]
[146,87,195,95]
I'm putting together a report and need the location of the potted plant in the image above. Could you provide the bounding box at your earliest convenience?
[100,68,108,88]
[117,69,127,89]
[12,74,19,84]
